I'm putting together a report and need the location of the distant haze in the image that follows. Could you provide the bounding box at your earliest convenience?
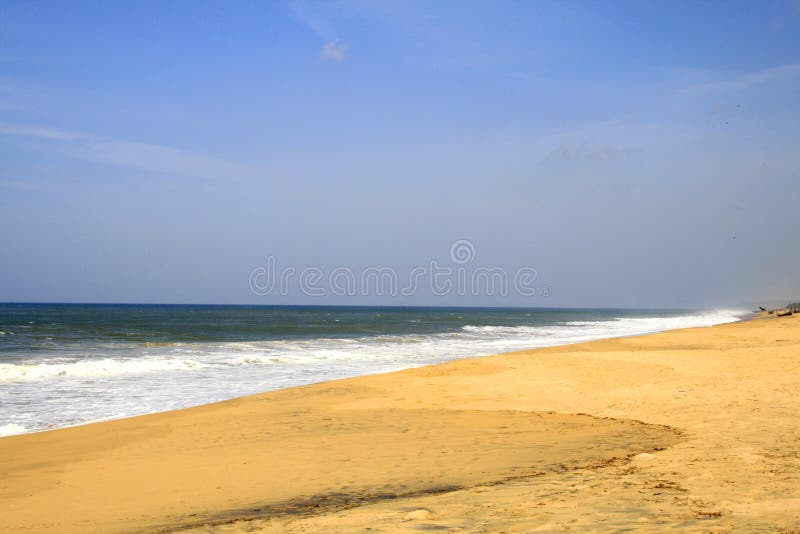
[1,1,798,308]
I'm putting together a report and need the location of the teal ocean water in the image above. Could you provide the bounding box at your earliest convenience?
[0,304,746,436]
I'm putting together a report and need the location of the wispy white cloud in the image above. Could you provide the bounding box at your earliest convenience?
[288,0,336,40]
[320,39,347,62]
[541,144,643,165]
[72,140,257,181]
[0,122,84,141]
[683,63,800,95]
[0,122,264,182]
[289,1,349,62]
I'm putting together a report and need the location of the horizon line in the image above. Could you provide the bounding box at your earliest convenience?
[0,300,751,312]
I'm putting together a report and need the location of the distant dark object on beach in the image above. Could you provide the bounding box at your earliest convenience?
[759,306,767,312]
[776,310,793,317]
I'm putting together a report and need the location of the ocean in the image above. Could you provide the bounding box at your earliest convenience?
[0,304,747,436]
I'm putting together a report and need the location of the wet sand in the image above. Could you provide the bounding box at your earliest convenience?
[2,314,799,532]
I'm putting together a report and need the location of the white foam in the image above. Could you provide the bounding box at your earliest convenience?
[0,308,749,435]
[0,357,212,381]
[0,309,748,385]
[0,423,27,437]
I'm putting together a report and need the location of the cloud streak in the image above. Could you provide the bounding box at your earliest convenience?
[541,144,643,165]
[0,122,265,182]
[0,122,84,141]
[289,1,348,62]
[683,63,800,95]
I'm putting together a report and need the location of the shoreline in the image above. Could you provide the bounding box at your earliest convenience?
[2,312,798,532]
[1,308,750,439]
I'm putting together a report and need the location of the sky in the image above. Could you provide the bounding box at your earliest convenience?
[1,0,799,308]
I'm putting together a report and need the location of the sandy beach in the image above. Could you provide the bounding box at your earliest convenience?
[1,313,799,532]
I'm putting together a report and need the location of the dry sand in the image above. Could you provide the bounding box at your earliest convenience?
[2,314,799,532]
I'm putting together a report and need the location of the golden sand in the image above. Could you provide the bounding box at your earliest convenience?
[2,314,799,532]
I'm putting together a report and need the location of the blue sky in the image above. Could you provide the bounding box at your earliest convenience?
[1,0,799,307]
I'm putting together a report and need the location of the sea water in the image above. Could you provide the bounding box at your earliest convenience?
[0,304,747,436]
